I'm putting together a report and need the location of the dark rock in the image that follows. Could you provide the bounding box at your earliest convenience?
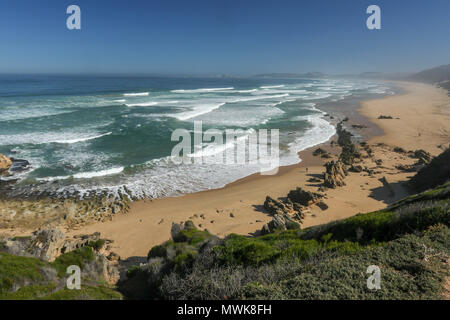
[260,213,301,235]
[379,176,395,197]
[412,149,432,165]
[313,148,327,156]
[315,201,329,210]
[393,147,406,153]
[307,177,322,183]
[287,187,324,206]
[349,165,363,173]
[323,160,347,188]
[378,115,393,119]
[170,223,183,241]
[9,158,30,172]
[409,148,450,192]
[396,164,416,172]
[264,196,295,215]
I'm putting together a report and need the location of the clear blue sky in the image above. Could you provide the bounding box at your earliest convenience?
[1,0,449,75]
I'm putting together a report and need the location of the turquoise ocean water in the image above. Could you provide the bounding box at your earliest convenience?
[0,75,394,199]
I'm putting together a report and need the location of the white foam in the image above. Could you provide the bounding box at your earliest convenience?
[229,93,289,103]
[52,132,112,144]
[37,167,124,182]
[173,102,226,120]
[125,102,158,107]
[260,85,285,89]
[171,87,234,93]
[123,92,149,97]
[289,115,336,153]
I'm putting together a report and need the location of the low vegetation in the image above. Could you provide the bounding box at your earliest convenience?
[119,182,450,300]
[0,246,121,300]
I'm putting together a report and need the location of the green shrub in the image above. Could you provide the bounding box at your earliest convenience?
[87,239,105,251]
[0,252,48,294]
[51,246,95,277]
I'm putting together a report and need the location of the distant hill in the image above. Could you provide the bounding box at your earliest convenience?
[410,64,450,84]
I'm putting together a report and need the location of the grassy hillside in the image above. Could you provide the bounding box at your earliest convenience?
[0,243,121,300]
[120,183,450,300]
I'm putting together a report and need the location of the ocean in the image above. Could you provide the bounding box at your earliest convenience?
[0,75,395,199]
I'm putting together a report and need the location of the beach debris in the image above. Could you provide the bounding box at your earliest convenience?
[323,160,347,188]
[229,213,235,218]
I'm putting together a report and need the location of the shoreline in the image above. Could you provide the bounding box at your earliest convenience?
[2,81,449,259]
[69,81,449,258]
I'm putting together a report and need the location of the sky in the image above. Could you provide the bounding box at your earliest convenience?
[1,0,449,75]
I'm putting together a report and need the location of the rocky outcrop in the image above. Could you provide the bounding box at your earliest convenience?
[412,149,432,165]
[0,195,130,229]
[396,164,416,172]
[287,187,324,206]
[323,160,347,188]
[2,229,108,262]
[0,153,12,175]
[260,213,301,235]
[349,164,363,173]
[1,229,120,284]
[336,122,360,165]
[312,148,327,156]
[9,158,30,172]
[264,196,301,216]
[409,148,450,192]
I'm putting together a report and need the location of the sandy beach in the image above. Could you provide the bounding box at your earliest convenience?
[59,81,449,259]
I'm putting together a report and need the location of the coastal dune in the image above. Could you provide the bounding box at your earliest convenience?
[68,81,450,259]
